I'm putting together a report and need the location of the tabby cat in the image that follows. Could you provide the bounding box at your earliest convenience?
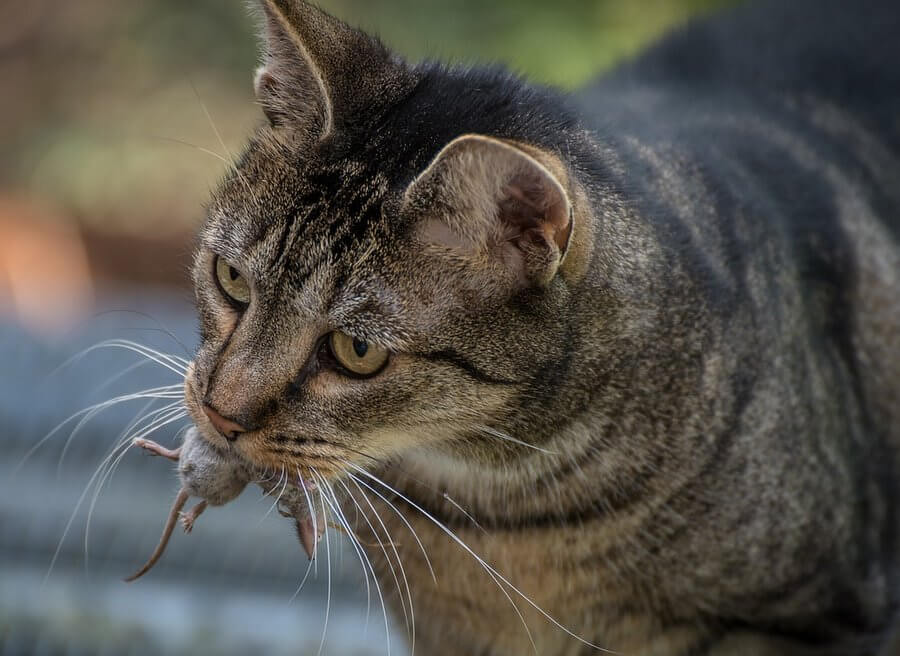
[183,0,900,653]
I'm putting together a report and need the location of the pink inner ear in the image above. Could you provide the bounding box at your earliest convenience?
[420,217,479,253]
[498,167,571,253]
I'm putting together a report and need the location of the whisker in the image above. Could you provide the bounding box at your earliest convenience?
[15,385,183,476]
[88,309,193,358]
[345,472,437,584]
[83,436,135,575]
[45,428,156,585]
[259,466,289,524]
[190,81,261,210]
[153,135,234,168]
[315,475,376,643]
[334,445,489,535]
[346,463,615,654]
[313,472,333,656]
[57,397,183,476]
[252,467,280,486]
[473,424,559,455]
[54,339,188,378]
[288,470,317,603]
[298,471,319,579]
[83,396,177,559]
[83,406,187,573]
[97,339,190,373]
[340,477,414,651]
[346,468,543,655]
[442,492,487,534]
[129,409,188,443]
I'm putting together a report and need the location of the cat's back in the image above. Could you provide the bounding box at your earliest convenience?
[576,0,900,443]
[582,0,900,141]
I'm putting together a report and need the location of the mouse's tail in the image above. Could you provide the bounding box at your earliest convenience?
[124,487,190,582]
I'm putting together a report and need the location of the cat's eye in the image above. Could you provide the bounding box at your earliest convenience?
[328,331,389,377]
[214,256,251,307]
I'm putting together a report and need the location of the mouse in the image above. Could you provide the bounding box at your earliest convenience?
[125,426,325,581]
[124,426,252,581]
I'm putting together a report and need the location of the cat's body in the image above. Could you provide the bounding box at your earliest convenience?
[186,1,900,654]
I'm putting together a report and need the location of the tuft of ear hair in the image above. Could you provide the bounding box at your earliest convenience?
[254,0,414,137]
[404,134,574,288]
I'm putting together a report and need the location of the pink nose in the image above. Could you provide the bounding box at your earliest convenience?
[202,403,248,441]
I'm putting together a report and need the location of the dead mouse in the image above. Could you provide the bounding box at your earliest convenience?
[125,426,326,581]
[265,473,326,561]
[124,426,252,581]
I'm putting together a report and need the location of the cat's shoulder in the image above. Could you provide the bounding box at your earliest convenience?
[591,0,900,102]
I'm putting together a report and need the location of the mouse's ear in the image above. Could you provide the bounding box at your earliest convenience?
[402,134,574,289]
[254,0,413,139]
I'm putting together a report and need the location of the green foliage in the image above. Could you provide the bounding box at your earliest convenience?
[2,0,736,234]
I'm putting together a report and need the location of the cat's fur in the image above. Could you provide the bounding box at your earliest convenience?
[184,0,900,654]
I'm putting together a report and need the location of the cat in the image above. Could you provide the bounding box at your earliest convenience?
[182,0,900,654]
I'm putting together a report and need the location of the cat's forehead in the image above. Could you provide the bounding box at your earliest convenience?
[207,136,392,267]
[201,135,415,338]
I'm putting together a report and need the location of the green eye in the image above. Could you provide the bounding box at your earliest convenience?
[329,331,389,377]
[215,256,251,306]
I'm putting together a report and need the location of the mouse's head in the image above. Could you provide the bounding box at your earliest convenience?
[178,427,252,506]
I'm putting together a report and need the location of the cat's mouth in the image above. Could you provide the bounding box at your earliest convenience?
[182,361,349,480]
[182,363,232,451]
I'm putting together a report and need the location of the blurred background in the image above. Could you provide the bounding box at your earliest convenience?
[0,1,733,654]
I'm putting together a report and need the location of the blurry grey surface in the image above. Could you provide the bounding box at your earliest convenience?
[0,286,402,655]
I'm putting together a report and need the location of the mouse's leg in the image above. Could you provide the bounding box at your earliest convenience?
[133,438,181,461]
[180,500,208,533]
[296,509,326,560]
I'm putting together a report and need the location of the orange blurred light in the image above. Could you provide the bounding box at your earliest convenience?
[0,195,94,336]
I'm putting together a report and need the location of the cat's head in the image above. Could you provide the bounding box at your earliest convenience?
[185,0,593,478]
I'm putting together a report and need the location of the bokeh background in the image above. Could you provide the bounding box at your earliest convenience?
[1,1,733,654]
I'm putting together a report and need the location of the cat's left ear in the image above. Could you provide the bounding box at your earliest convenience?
[403,134,574,287]
[254,0,411,137]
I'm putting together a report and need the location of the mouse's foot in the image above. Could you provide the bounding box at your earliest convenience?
[134,438,181,461]
[297,508,327,560]
[180,500,208,533]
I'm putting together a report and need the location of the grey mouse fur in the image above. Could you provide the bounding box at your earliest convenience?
[124,427,252,581]
[125,427,324,581]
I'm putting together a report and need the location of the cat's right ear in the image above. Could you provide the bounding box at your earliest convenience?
[402,134,575,289]
[253,0,411,138]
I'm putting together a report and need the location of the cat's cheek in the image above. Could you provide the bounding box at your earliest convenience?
[182,362,200,419]
[212,306,240,337]
[305,353,403,396]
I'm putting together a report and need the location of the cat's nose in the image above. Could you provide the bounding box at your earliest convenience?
[202,403,248,442]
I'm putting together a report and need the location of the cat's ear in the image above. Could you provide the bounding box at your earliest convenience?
[403,134,574,287]
[254,0,408,136]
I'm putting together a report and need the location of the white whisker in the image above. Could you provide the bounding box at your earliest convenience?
[84,435,136,572]
[259,466,289,524]
[56,396,182,476]
[46,430,149,585]
[341,477,413,652]
[298,471,320,579]
[16,385,183,476]
[316,476,382,646]
[347,463,615,654]
[288,469,317,603]
[442,492,487,534]
[190,81,261,210]
[473,424,559,455]
[66,339,189,377]
[83,404,187,572]
[345,471,436,585]
[313,471,333,656]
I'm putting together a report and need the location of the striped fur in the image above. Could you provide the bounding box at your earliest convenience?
[185,1,900,654]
